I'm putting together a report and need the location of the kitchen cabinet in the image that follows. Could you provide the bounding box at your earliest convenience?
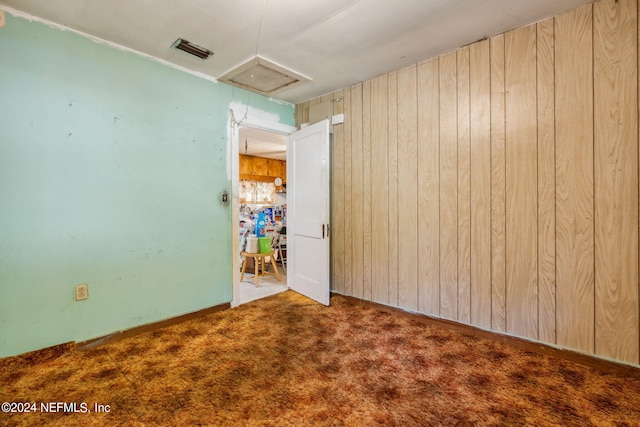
[239,154,286,190]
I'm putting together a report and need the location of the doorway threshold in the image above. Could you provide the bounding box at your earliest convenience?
[238,274,287,305]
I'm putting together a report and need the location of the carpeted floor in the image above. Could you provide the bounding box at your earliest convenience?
[2,291,640,426]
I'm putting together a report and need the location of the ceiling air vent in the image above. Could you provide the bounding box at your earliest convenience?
[219,56,311,96]
[171,38,213,60]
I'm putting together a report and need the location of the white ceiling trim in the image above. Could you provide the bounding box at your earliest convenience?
[1,5,221,85]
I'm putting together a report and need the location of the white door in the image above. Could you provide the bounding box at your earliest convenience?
[287,119,330,305]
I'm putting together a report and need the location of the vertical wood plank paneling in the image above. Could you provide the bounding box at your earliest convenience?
[371,75,389,304]
[317,95,330,106]
[537,18,557,344]
[594,0,639,363]
[490,34,507,333]
[457,47,472,324]
[555,4,595,353]
[304,102,310,125]
[343,88,353,296]
[294,103,303,128]
[362,81,372,301]
[470,40,492,329]
[388,71,400,307]
[331,90,345,294]
[309,96,324,124]
[439,52,458,320]
[398,65,419,311]
[301,102,310,126]
[295,102,306,127]
[417,59,441,315]
[296,0,640,367]
[505,24,538,340]
[350,83,364,299]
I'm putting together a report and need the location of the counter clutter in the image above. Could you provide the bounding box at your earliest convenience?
[239,205,286,255]
[239,205,287,278]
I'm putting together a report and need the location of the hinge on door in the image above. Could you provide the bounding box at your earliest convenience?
[322,224,325,239]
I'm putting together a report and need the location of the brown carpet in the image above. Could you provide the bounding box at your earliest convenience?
[2,291,640,426]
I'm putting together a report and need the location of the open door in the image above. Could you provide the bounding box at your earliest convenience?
[287,119,330,305]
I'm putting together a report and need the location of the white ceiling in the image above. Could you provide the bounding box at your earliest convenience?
[0,0,592,105]
[240,126,287,160]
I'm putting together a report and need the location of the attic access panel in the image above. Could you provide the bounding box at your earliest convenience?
[220,56,311,96]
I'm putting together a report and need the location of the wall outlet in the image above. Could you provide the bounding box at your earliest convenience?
[75,283,89,301]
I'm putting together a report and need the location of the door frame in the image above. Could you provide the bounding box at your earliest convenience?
[228,106,296,307]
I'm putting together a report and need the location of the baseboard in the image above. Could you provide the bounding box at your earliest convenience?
[336,293,640,380]
[77,302,231,350]
[0,342,76,367]
[1,302,232,365]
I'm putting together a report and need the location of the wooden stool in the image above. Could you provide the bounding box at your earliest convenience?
[240,251,281,287]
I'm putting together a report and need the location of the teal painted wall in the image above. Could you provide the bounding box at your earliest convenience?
[0,14,294,357]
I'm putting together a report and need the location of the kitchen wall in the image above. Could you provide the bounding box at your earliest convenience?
[0,13,294,357]
[298,0,640,366]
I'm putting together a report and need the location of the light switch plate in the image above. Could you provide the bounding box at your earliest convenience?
[0,11,6,28]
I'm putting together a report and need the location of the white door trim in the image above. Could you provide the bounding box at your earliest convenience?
[229,111,296,307]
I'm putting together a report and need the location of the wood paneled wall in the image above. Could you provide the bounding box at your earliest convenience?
[297,0,640,365]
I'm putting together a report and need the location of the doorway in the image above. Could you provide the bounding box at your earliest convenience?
[229,110,331,307]
[237,126,288,304]
[229,111,296,307]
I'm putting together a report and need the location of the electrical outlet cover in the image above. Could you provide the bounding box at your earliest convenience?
[75,283,88,301]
